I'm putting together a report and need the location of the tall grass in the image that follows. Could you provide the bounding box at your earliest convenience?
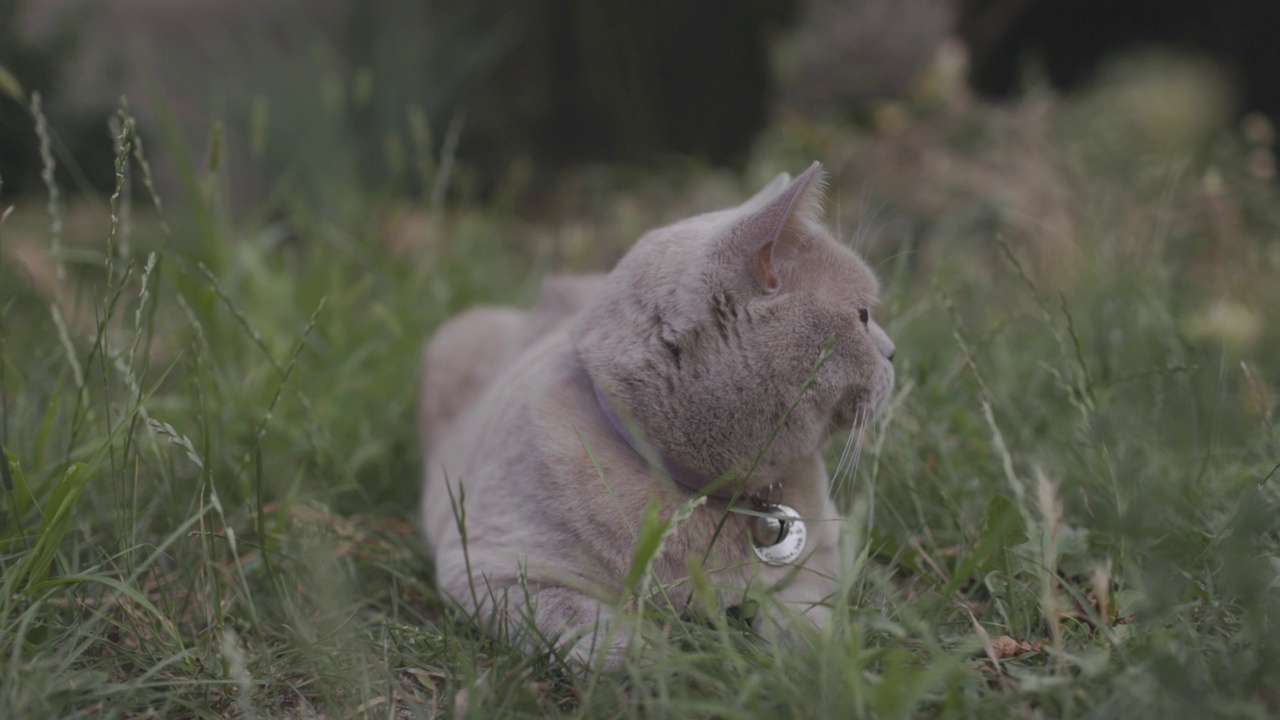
[1,64,1278,718]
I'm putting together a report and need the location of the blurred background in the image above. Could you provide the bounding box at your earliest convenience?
[4,0,1278,441]
[3,0,1278,446]
[2,0,1277,209]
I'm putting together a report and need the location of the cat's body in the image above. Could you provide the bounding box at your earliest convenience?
[419,163,895,666]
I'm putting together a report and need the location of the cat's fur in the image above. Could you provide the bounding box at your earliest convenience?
[419,162,895,667]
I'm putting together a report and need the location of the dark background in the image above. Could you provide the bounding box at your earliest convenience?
[1,0,1277,204]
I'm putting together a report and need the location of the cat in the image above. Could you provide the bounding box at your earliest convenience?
[418,162,896,669]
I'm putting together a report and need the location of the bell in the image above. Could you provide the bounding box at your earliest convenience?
[751,510,790,548]
[751,504,806,566]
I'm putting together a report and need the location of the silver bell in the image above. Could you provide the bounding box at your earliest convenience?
[751,504,807,566]
[751,510,790,548]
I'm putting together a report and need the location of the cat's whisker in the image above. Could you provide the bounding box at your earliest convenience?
[830,417,859,495]
[831,425,854,483]
[849,192,887,252]
[839,408,871,499]
[851,410,871,479]
[834,188,843,246]
[831,408,859,499]
[874,249,917,272]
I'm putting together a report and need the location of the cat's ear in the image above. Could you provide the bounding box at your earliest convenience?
[739,171,793,212]
[732,161,826,292]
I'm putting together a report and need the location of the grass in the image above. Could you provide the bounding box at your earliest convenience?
[1,59,1279,718]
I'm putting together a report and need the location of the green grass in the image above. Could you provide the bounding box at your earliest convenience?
[2,69,1280,718]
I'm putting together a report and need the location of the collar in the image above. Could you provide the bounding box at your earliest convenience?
[590,378,748,501]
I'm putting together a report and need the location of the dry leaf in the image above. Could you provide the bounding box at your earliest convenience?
[990,635,1042,659]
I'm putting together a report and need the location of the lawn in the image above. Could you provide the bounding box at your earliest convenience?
[1,58,1279,718]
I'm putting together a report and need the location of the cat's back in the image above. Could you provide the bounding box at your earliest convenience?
[418,274,604,454]
[418,306,527,454]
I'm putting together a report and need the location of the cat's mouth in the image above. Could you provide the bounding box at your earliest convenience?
[832,402,875,431]
[831,372,893,431]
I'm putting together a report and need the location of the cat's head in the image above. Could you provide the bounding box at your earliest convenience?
[573,162,895,492]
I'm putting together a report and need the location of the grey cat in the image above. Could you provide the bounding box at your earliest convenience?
[419,162,896,668]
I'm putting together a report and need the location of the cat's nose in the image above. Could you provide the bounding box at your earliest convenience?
[868,320,895,363]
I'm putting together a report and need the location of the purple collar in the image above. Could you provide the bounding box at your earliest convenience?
[590,379,745,501]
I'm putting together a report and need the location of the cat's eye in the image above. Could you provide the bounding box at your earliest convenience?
[858,308,869,326]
